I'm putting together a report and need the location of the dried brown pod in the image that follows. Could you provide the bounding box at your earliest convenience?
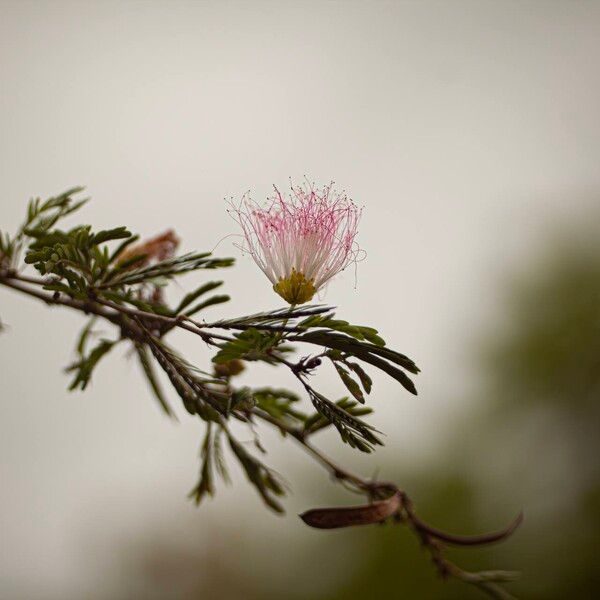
[300,491,401,529]
[118,229,180,267]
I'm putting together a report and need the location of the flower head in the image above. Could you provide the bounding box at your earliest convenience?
[232,182,362,304]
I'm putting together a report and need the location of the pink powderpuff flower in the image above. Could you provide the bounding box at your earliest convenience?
[231,181,362,305]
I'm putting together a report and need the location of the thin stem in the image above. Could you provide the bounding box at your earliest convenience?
[251,408,367,490]
[94,297,232,345]
[1,271,308,335]
[0,275,127,329]
[0,271,232,346]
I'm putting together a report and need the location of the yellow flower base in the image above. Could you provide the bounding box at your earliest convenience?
[273,270,316,305]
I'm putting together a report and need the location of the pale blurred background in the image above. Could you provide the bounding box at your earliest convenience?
[1,1,599,598]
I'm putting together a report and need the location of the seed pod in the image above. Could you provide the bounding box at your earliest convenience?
[300,492,401,529]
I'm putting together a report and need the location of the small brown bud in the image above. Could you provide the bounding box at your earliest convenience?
[213,359,245,378]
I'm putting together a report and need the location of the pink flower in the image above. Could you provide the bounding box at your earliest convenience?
[231,182,362,304]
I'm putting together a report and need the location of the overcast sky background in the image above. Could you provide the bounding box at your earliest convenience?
[1,1,599,597]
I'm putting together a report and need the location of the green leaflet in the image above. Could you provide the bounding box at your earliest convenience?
[306,389,382,453]
[347,361,373,394]
[253,388,305,424]
[298,330,418,395]
[175,281,224,313]
[226,433,285,513]
[189,423,216,504]
[66,338,117,391]
[135,342,175,418]
[212,328,288,365]
[298,315,386,346]
[101,252,234,288]
[333,362,365,404]
[303,397,373,435]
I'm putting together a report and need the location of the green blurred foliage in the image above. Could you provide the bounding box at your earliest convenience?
[487,241,600,412]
